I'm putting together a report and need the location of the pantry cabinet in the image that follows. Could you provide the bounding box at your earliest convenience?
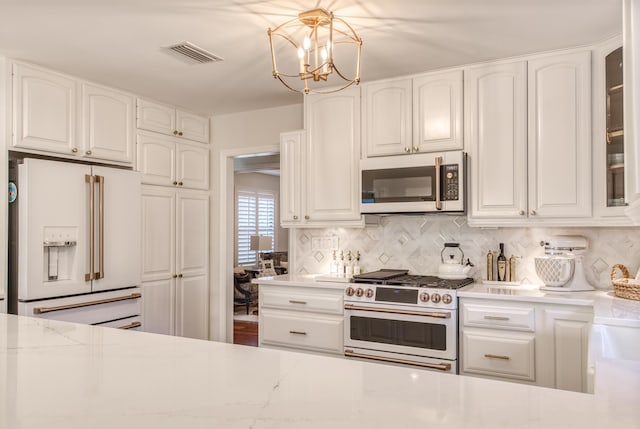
[460,298,593,392]
[467,50,592,225]
[280,88,363,227]
[140,186,209,340]
[12,62,135,165]
[137,98,209,143]
[361,70,463,157]
[258,283,344,356]
[137,131,209,190]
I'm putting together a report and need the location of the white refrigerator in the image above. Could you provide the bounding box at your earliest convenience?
[9,158,142,328]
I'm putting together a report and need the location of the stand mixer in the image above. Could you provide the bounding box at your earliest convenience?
[535,235,594,292]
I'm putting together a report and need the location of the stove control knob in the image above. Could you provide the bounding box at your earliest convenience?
[365,288,374,298]
[345,287,355,297]
[419,292,430,302]
[355,288,364,297]
[431,293,441,304]
[442,294,453,304]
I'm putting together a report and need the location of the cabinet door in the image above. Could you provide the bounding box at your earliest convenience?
[142,278,175,335]
[280,131,303,225]
[176,110,210,143]
[81,82,135,164]
[466,62,528,219]
[141,186,176,282]
[176,142,209,190]
[413,70,463,152]
[12,63,76,154]
[363,79,412,157]
[176,191,209,277]
[538,308,592,393]
[528,51,592,218]
[137,131,176,186]
[137,98,176,136]
[305,87,362,222]
[175,274,209,340]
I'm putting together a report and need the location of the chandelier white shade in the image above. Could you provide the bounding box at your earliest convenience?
[268,8,362,94]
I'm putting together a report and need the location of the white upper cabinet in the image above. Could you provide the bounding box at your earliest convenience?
[413,69,463,153]
[304,87,363,225]
[137,98,209,144]
[528,51,592,218]
[81,82,135,163]
[467,50,593,226]
[137,131,209,190]
[466,61,528,219]
[12,62,135,165]
[362,78,413,157]
[280,130,303,225]
[12,63,76,154]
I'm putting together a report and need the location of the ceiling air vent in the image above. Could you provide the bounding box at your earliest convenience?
[166,42,223,64]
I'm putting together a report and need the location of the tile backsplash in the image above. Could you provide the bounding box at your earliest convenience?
[293,215,640,289]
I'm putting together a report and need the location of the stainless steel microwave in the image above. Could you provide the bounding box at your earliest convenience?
[360,151,466,214]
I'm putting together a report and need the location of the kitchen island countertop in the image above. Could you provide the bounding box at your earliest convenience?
[1,313,640,429]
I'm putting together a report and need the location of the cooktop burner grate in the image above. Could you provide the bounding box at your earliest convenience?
[352,270,473,289]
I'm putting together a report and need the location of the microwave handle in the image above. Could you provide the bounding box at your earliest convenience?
[435,156,443,210]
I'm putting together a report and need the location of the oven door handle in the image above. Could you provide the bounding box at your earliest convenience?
[344,303,451,319]
[345,349,451,371]
[435,155,443,211]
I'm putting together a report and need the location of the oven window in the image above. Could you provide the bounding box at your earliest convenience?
[349,316,447,351]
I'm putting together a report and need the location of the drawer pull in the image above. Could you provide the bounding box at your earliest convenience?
[484,354,511,360]
[118,321,142,330]
[345,350,451,371]
[289,330,307,335]
[33,293,142,315]
[484,316,510,321]
[289,300,307,305]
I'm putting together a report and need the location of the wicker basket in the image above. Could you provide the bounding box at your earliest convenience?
[611,264,640,301]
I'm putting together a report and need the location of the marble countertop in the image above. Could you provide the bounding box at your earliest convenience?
[252,273,349,289]
[2,314,640,429]
[459,283,640,328]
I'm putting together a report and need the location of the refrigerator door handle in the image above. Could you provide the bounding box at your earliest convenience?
[95,175,105,280]
[85,174,95,281]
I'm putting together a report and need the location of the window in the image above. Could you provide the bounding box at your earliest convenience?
[236,189,276,266]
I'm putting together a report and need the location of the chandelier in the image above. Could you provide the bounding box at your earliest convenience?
[268,8,362,94]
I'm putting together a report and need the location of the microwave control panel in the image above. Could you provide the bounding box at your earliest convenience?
[443,164,459,201]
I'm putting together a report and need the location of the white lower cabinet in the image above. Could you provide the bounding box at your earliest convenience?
[258,283,344,356]
[142,278,174,336]
[460,298,593,392]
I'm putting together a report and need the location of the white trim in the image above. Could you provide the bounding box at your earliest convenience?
[217,144,279,343]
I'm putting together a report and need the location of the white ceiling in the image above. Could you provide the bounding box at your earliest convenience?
[0,0,622,116]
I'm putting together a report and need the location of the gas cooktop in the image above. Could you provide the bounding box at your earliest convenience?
[351,269,474,289]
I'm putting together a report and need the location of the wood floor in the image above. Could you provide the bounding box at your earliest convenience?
[233,320,258,347]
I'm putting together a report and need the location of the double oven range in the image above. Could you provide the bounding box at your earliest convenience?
[343,269,473,374]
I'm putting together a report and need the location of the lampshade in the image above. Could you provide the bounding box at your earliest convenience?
[250,235,273,252]
[267,8,362,94]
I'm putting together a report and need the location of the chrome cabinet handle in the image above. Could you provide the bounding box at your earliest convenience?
[484,354,511,360]
[404,147,411,153]
[519,210,525,216]
[71,147,78,153]
[289,300,307,305]
[304,215,310,220]
[289,330,307,335]
[530,210,537,216]
[413,146,419,152]
[85,150,92,155]
[293,215,299,220]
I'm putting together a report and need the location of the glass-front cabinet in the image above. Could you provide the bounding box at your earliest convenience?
[605,46,625,208]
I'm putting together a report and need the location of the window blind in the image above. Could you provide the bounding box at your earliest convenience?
[236,189,276,266]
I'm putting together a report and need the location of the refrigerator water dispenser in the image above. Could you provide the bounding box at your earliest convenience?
[43,227,77,282]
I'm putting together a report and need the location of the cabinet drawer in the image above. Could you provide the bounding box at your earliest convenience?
[462,330,535,381]
[261,289,343,315]
[260,309,343,354]
[462,303,535,331]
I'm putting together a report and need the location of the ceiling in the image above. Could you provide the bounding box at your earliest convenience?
[0,0,622,116]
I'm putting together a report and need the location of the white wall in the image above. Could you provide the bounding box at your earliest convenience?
[209,103,303,342]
